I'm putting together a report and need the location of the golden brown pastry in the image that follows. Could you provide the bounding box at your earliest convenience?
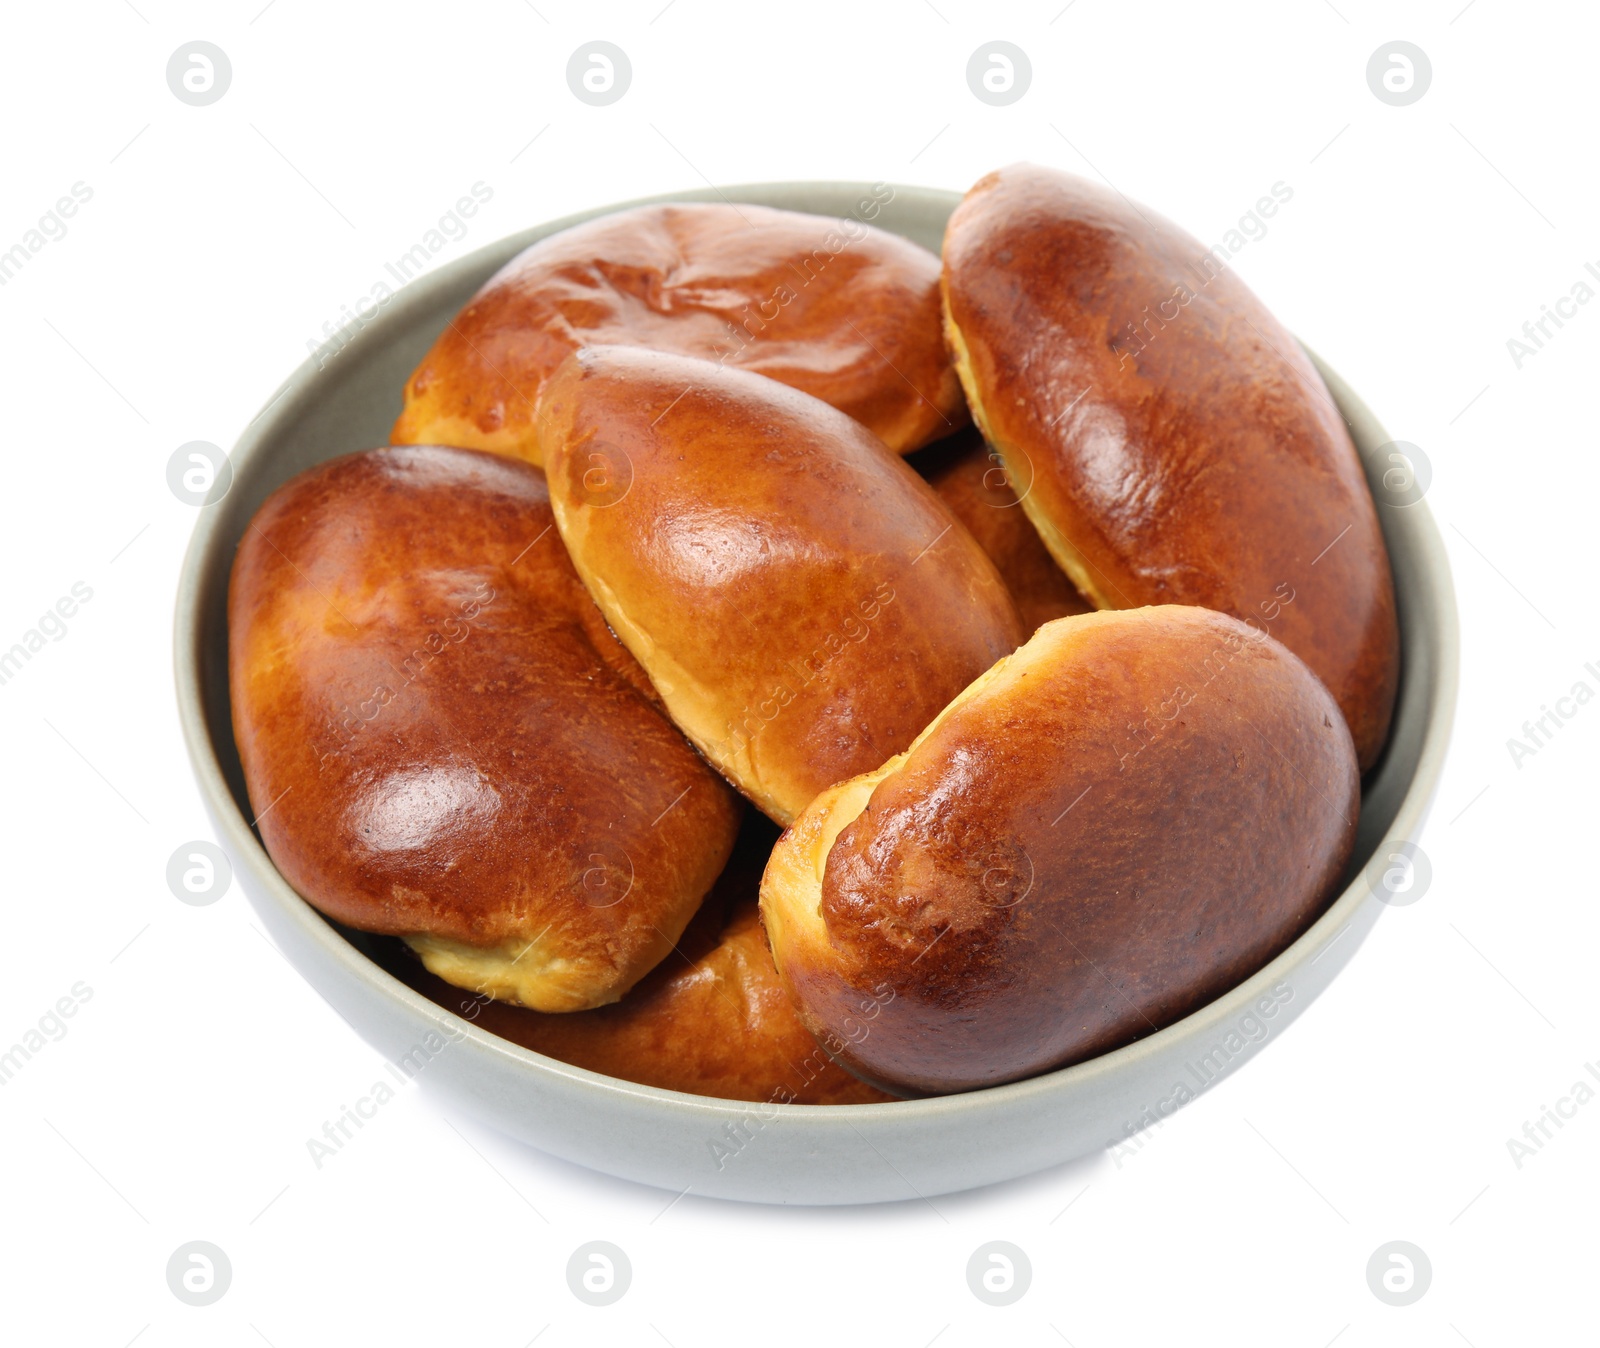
[229,445,741,1011]
[761,606,1359,1096]
[942,163,1399,770]
[913,426,1093,633]
[537,344,1025,824]
[392,201,967,463]
[386,813,892,1105]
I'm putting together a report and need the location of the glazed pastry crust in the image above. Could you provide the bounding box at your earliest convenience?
[537,345,1023,825]
[914,427,1093,633]
[228,446,741,1011]
[941,164,1399,770]
[390,815,893,1105]
[761,606,1359,1096]
[392,201,968,463]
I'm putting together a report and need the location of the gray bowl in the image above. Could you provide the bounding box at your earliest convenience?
[174,182,1458,1205]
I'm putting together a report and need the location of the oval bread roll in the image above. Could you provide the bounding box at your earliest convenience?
[760,606,1359,1096]
[392,201,967,463]
[229,446,741,1012]
[388,814,893,1105]
[913,427,1093,633]
[942,164,1400,770]
[537,345,1024,824]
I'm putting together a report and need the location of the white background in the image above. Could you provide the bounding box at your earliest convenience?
[1,1,1594,1343]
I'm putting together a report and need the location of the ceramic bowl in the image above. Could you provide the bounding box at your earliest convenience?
[174,182,1457,1204]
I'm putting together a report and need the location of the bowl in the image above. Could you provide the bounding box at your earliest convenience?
[174,181,1458,1205]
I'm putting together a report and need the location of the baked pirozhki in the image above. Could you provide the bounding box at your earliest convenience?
[760,606,1359,1096]
[388,813,893,1105]
[229,445,741,1012]
[391,199,967,464]
[229,175,1400,1108]
[941,163,1400,770]
[914,427,1092,634]
[536,344,1025,825]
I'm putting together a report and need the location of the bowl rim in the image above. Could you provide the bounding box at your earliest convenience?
[173,179,1460,1130]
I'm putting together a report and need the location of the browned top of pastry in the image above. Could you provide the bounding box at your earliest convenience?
[942,163,1399,770]
[391,201,968,462]
[913,426,1093,633]
[537,344,1024,823]
[389,814,891,1105]
[762,607,1359,1095]
[228,445,740,1011]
